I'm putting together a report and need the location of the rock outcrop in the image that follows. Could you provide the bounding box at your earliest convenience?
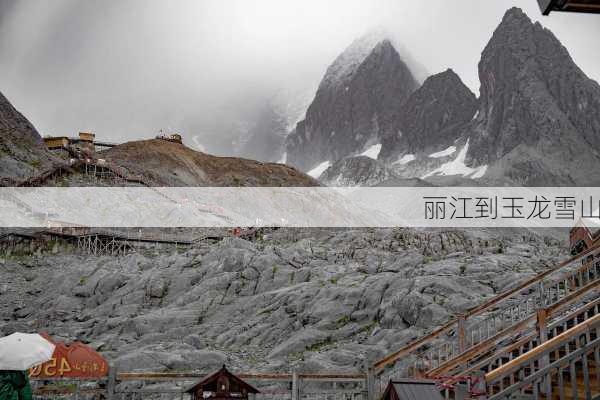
[0,91,60,185]
[319,156,398,187]
[381,69,478,162]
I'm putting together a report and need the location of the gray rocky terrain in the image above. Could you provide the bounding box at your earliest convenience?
[0,227,567,373]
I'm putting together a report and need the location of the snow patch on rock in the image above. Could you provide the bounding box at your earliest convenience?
[422,139,487,179]
[428,146,456,158]
[360,144,382,160]
[308,161,332,179]
[394,154,416,165]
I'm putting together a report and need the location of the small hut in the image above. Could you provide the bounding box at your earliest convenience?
[186,366,260,400]
[380,379,444,400]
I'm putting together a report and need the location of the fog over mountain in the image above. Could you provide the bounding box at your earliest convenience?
[0,0,598,157]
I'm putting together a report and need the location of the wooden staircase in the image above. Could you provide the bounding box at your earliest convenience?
[484,313,600,400]
[373,240,600,399]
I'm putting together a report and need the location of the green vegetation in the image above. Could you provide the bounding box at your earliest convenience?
[306,336,333,352]
[358,321,378,334]
[336,315,351,327]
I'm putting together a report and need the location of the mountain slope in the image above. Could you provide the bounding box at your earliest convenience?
[381,69,477,162]
[101,139,319,187]
[0,91,60,184]
[319,156,397,187]
[286,33,419,172]
[323,68,479,186]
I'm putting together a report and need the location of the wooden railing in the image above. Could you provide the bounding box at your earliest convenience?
[459,296,600,378]
[425,260,600,378]
[32,370,368,400]
[484,313,600,399]
[373,243,600,381]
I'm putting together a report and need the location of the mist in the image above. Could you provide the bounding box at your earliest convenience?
[0,0,599,156]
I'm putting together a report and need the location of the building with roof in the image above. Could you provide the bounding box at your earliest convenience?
[538,0,600,14]
[185,366,260,400]
[43,132,117,159]
[380,379,444,400]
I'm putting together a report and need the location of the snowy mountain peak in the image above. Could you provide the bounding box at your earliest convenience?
[320,30,394,89]
[286,31,418,172]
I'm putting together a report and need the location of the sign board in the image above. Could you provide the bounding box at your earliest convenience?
[29,333,108,378]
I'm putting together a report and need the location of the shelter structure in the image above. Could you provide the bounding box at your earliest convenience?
[538,0,600,14]
[380,379,444,400]
[43,132,116,159]
[185,366,259,400]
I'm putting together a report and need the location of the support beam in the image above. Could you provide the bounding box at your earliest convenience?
[291,370,299,400]
[457,314,467,353]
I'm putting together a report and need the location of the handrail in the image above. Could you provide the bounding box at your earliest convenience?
[427,272,600,376]
[117,371,366,382]
[488,336,600,400]
[373,241,600,372]
[460,295,600,377]
[485,312,600,383]
[427,319,534,377]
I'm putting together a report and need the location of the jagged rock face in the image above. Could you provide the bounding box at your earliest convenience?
[468,7,600,185]
[381,69,477,161]
[286,36,419,172]
[319,156,398,187]
[0,91,59,184]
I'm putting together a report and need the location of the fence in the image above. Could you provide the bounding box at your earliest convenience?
[31,370,369,400]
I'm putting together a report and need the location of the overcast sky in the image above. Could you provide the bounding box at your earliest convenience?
[0,0,598,154]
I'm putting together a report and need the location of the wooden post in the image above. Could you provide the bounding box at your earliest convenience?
[536,307,551,394]
[536,308,548,344]
[291,370,299,400]
[107,364,117,400]
[364,359,375,400]
[74,380,80,400]
[538,281,546,307]
[457,314,467,353]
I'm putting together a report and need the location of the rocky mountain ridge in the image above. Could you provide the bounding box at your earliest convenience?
[286,8,600,187]
[468,7,600,185]
[0,91,62,185]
